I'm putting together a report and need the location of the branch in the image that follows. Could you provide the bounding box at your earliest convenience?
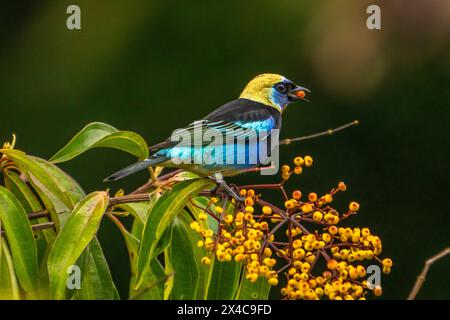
[0,221,55,236]
[280,120,359,145]
[407,247,450,300]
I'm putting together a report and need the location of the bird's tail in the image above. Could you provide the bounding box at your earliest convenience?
[103,157,166,182]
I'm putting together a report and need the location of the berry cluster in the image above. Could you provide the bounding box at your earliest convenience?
[190,155,392,300]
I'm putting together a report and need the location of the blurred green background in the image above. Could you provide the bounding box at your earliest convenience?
[1,0,449,299]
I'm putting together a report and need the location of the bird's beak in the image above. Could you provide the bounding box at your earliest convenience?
[288,85,310,102]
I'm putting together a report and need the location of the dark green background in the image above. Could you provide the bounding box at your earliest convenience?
[1,1,448,299]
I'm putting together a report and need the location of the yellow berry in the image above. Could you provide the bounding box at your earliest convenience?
[239,189,247,196]
[224,215,233,224]
[301,204,313,213]
[245,206,254,214]
[210,197,219,203]
[198,213,208,221]
[382,258,393,268]
[197,240,204,247]
[235,253,245,262]
[293,240,303,249]
[349,201,360,212]
[324,194,333,203]
[322,233,331,242]
[201,257,211,265]
[356,265,366,278]
[263,248,272,257]
[312,211,323,221]
[282,165,290,173]
[304,156,313,167]
[294,156,304,166]
[305,253,316,264]
[215,206,224,214]
[361,228,370,237]
[271,214,282,223]
[294,166,303,175]
[246,273,258,283]
[262,206,272,215]
[285,200,295,209]
[329,226,338,235]
[282,172,290,180]
[268,278,279,286]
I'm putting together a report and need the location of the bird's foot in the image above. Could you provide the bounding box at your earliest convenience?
[210,173,245,202]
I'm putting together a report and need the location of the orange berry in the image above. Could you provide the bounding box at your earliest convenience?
[295,90,305,99]
[327,259,338,270]
[338,182,347,191]
[294,166,303,174]
[308,192,317,202]
[374,286,382,296]
[245,197,254,206]
[292,190,302,200]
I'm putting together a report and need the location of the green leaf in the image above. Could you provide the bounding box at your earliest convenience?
[130,259,166,300]
[0,186,39,299]
[135,179,213,289]
[3,170,55,248]
[30,156,86,227]
[1,150,76,230]
[206,259,242,300]
[31,156,85,206]
[0,238,21,300]
[236,273,271,300]
[114,201,153,225]
[166,210,210,300]
[153,222,173,260]
[47,191,109,300]
[76,238,119,300]
[50,122,149,163]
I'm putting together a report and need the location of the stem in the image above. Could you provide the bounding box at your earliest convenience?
[0,222,55,237]
[130,169,182,194]
[407,247,450,300]
[280,120,359,145]
[109,194,151,206]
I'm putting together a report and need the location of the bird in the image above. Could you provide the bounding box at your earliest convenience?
[104,73,309,200]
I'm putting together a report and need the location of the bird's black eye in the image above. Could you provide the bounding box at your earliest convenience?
[275,83,288,94]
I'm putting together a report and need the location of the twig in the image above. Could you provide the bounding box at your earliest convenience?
[0,221,55,237]
[109,194,151,206]
[280,120,359,145]
[27,210,49,220]
[130,169,182,194]
[407,247,450,300]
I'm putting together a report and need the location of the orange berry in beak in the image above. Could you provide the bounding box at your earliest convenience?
[295,90,306,99]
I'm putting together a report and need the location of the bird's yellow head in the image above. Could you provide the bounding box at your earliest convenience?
[239,73,309,112]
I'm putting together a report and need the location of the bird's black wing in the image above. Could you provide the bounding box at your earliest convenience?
[148,98,281,152]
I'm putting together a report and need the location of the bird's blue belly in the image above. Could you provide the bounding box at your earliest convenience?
[156,142,270,176]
